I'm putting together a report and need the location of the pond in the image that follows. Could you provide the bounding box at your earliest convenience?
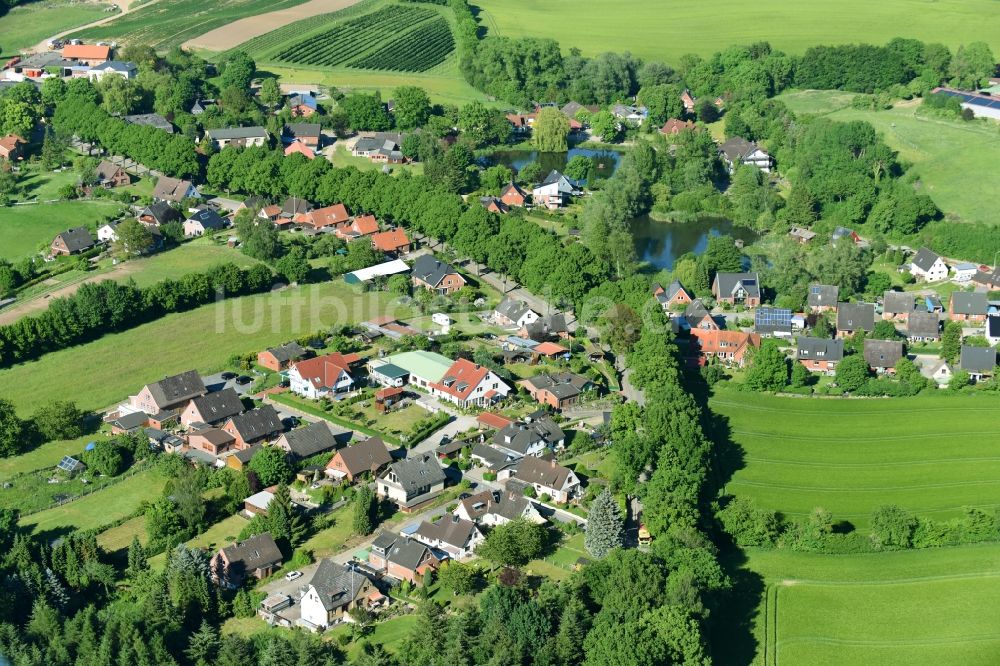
[631,215,760,271]
[479,147,622,181]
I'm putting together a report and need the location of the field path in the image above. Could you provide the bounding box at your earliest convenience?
[31,0,157,52]
[0,261,140,326]
[182,0,362,52]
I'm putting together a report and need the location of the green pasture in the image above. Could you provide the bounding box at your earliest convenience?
[712,390,1000,529]
[0,281,413,413]
[69,0,308,50]
[1,200,124,261]
[745,544,1000,665]
[97,515,147,552]
[473,0,1000,63]
[0,0,113,55]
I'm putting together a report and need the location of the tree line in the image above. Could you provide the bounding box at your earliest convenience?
[0,262,274,367]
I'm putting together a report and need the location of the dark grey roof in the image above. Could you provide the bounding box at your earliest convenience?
[92,60,136,73]
[714,272,760,299]
[207,126,268,140]
[335,437,393,476]
[384,453,446,494]
[665,279,688,302]
[282,420,348,458]
[373,363,409,380]
[414,515,479,550]
[974,268,1000,289]
[807,284,838,308]
[112,411,148,430]
[514,456,576,490]
[907,311,940,338]
[836,303,875,332]
[370,531,398,551]
[796,337,844,362]
[186,208,227,230]
[951,292,988,316]
[147,370,205,409]
[355,132,404,152]
[227,405,283,441]
[231,444,260,464]
[221,532,283,570]
[524,314,569,340]
[684,298,712,323]
[281,196,312,215]
[139,201,181,225]
[988,315,1000,338]
[911,247,942,273]
[285,123,321,138]
[189,388,243,424]
[458,489,531,522]
[522,372,591,400]
[308,559,370,611]
[496,298,533,322]
[385,537,432,571]
[265,341,307,364]
[883,290,916,315]
[960,345,997,373]
[471,443,518,470]
[754,307,792,335]
[55,227,95,253]
[863,339,904,369]
[718,136,762,161]
[411,254,458,288]
[832,226,856,242]
[493,415,565,455]
[124,113,173,133]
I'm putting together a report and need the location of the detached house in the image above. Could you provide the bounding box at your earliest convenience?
[519,372,593,410]
[495,298,540,328]
[284,123,321,148]
[500,182,528,207]
[718,137,771,173]
[206,126,268,149]
[210,532,283,588]
[152,176,199,204]
[454,489,545,526]
[0,135,25,161]
[51,227,95,256]
[882,291,916,321]
[411,255,466,295]
[138,201,182,227]
[506,456,581,504]
[94,160,130,188]
[412,515,484,559]
[960,345,997,382]
[221,405,283,449]
[287,93,318,118]
[532,170,581,209]
[325,437,393,482]
[659,118,697,136]
[910,247,948,282]
[300,559,374,630]
[275,420,348,460]
[376,454,447,509]
[257,342,307,372]
[492,413,566,457]
[832,227,862,245]
[907,311,941,341]
[336,214,378,241]
[836,302,876,338]
[807,284,839,313]
[653,280,692,310]
[183,208,228,237]
[368,534,440,583]
[179,387,244,427]
[688,329,761,367]
[712,272,761,307]
[86,60,136,82]
[949,292,988,323]
[371,228,410,254]
[430,358,510,408]
[130,370,206,414]
[288,352,360,399]
[754,307,793,337]
[682,299,720,331]
[796,337,844,373]
[863,339,904,374]
[303,203,350,230]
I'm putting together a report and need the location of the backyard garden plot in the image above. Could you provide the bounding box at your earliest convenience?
[711,390,1000,529]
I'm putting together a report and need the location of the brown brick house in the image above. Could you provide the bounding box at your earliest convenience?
[325,436,393,482]
[187,426,237,456]
[411,255,466,295]
[210,532,283,588]
[221,405,283,449]
[257,342,307,372]
[51,227,95,256]
[95,160,130,188]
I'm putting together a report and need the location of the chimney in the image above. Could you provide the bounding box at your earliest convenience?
[550,459,557,468]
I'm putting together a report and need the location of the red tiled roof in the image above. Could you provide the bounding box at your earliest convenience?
[432,358,490,401]
[533,341,567,356]
[371,228,409,252]
[0,135,23,151]
[62,44,111,60]
[660,118,697,135]
[478,412,513,430]
[689,329,760,356]
[291,352,359,389]
[375,386,405,401]
[352,214,379,236]
[259,205,281,218]
[284,140,315,159]
[306,203,349,228]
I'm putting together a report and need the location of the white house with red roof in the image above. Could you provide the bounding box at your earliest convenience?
[429,358,510,408]
[288,352,361,399]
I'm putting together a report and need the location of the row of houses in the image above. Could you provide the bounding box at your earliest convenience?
[3,44,138,83]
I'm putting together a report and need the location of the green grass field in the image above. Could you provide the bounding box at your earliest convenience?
[1,200,124,261]
[778,91,1000,226]
[0,280,412,413]
[97,515,147,551]
[147,513,248,567]
[474,0,1000,62]
[747,544,1000,665]
[712,390,1000,529]
[19,466,166,535]
[69,0,309,50]
[0,434,98,479]
[0,0,113,55]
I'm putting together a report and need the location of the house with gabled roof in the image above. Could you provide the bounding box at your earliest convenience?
[832,226,862,246]
[532,170,581,209]
[864,339,904,374]
[411,254,466,295]
[836,302,876,338]
[960,345,997,382]
[62,43,111,65]
[807,284,839,313]
[51,227,95,256]
[949,292,988,323]
[183,208,228,237]
[712,272,761,307]
[221,405,283,449]
[369,535,440,583]
[506,456,581,504]
[210,532,283,588]
[412,515,484,559]
[371,228,410,254]
[336,214,379,241]
[910,247,948,282]
[180,387,244,427]
[688,329,761,367]
[87,60,136,82]
[454,489,545,526]
[882,291,916,322]
[907,311,941,341]
[480,195,509,214]
[257,342,307,372]
[302,203,349,230]
[492,412,566,457]
[376,453,447,509]
[284,140,315,159]
[660,118,697,136]
[519,372,594,410]
[973,266,1000,290]
[682,298,719,331]
[500,182,528,207]
[754,307,793,337]
[206,126,268,149]
[187,425,237,457]
[653,280,692,311]
[281,196,312,217]
[138,201,182,227]
[430,358,510,408]
[94,160,130,189]
[495,298,540,328]
[275,420,349,460]
[325,437,393,482]
[130,369,206,413]
[300,559,374,629]
[124,113,174,133]
[0,135,25,161]
[287,93,318,117]
[284,123,321,148]
[796,337,844,373]
[288,352,360,399]
[152,176,199,203]
[718,137,771,173]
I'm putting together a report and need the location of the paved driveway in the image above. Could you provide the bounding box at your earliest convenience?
[410,414,477,455]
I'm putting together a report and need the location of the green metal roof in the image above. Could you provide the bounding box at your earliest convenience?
[374,363,409,379]
[386,351,453,383]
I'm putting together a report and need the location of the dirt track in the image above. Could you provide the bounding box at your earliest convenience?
[0,262,139,326]
[182,0,362,52]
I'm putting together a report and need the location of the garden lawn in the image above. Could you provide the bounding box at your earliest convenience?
[0,200,125,261]
[474,0,1000,62]
[712,389,1000,529]
[742,544,1000,665]
[0,281,412,413]
[148,514,249,568]
[0,434,99,479]
[328,144,423,175]
[779,92,1000,227]
[0,0,113,55]
[298,502,353,557]
[19,466,167,535]
[96,515,147,552]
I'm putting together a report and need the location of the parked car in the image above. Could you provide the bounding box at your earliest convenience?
[235,375,252,385]
[220,371,237,380]
[284,571,302,581]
